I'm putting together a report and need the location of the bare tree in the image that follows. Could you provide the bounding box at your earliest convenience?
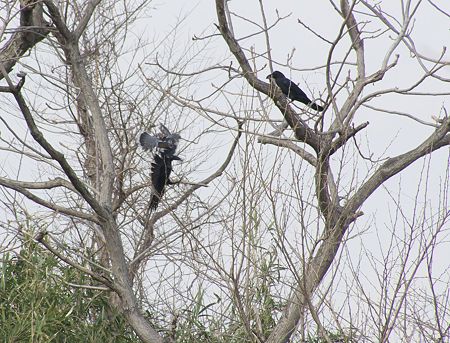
[0,1,229,342]
[0,0,449,342]
[208,0,450,342]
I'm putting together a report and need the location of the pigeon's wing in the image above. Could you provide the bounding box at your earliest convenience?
[156,124,181,156]
[166,133,180,145]
[159,124,171,137]
[139,132,159,151]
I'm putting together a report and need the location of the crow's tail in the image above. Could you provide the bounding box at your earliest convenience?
[309,102,324,111]
[149,194,160,211]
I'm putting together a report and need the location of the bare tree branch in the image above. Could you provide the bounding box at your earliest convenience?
[35,231,115,290]
[0,0,50,81]
[215,0,321,151]
[0,175,98,222]
[0,70,107,218]
[74,0,102,39]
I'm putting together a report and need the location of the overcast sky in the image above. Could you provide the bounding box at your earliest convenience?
[0,1,448,339]
[140,0,450,308]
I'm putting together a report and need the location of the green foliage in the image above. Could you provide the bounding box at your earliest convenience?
[0,241,139,343]
[165,215,284,343]
[164,212,354,343]
[0,240,354,343]
[303,329,355,342]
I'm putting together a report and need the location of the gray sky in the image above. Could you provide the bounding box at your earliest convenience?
[143,1,450,335]
[0,1,448,340]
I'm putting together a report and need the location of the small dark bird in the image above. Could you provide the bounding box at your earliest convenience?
[139,124,181,210]
[266,71,324,111]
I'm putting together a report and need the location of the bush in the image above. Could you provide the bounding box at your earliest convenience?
[0,241,139,343]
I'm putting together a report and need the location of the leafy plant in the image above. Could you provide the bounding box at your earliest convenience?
[0,241,139,343]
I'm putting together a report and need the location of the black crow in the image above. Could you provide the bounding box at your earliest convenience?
[139,124,181,210]
[148,152,181,210]
[266,71,324,111]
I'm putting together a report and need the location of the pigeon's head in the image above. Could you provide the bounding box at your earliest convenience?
[167,133,181,142]
[165,133,180,150]
[266,70,285,81]
[158,124,181,145]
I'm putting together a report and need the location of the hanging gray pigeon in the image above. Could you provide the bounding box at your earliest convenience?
[139,124,181,210]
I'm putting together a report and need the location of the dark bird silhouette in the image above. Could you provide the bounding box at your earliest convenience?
[139,124,181,210]
[266,71,324,111]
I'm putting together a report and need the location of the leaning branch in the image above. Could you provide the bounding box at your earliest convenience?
[0,176,98,223]
[0,0,50,81]
[329,121,369,155]
[35,231,115,290]
[74,0,102,39]
[43,0,115,208]
[0,71,108,219]
[214,0,320,151]
[346,122,450,214]
[0,176,76,192]
[340,0,365,79]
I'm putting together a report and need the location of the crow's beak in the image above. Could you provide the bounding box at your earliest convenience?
[266,74,272,79]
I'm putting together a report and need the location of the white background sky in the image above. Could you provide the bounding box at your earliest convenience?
[140,0,450,213]
[140,0,450,333]
[0,0,449,340]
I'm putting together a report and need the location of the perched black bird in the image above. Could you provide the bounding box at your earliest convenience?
[266,71,324,111]
[139,124,181,210]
